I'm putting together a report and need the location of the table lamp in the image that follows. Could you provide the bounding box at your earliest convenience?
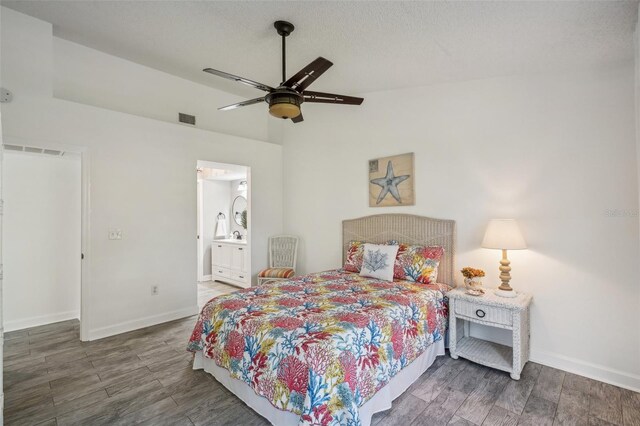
[481,219,527,298]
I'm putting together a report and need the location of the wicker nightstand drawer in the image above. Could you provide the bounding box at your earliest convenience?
[454,299,513,327]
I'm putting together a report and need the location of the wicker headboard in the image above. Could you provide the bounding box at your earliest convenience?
[342,214,457,287]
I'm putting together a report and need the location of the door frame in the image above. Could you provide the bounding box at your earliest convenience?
[196,178,205,282]
[195,161,251,288]
[2,135,91,341]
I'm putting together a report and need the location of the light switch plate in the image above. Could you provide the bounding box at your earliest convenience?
[108,229,122,240]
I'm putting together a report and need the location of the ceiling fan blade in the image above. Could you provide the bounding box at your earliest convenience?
[303,91,364,105]
[218,97,265,111]
[203,68,274,93]
[284,57,333,92]
[291,112,304,123]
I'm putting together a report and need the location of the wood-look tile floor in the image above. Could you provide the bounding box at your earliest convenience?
[197,281,238,310]
[5,317,640,426]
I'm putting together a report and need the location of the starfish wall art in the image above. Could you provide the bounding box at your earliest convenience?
[368,153,415,207]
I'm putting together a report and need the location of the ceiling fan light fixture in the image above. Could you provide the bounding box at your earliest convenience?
[269,102,301,119]
[267,92,302,119]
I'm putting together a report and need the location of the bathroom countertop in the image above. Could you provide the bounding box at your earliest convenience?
[213,238,247,245]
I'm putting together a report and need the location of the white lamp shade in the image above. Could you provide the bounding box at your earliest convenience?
[481,219,527,250]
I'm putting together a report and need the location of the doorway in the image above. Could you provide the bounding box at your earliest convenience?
[196,160,250,308]
[2,144,82,333]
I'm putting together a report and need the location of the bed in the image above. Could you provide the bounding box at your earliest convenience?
[188,214,456,426]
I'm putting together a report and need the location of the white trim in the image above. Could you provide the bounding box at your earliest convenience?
[88,305,198,341]
[196,179,204,282]
[202,274,212,281]
[531,349,640,393]
[4,311,80,332]
[246,167,252,286]
[1,90,5,425]
[79,148,91,342]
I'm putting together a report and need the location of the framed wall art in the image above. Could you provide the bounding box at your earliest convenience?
[368,153,415,207]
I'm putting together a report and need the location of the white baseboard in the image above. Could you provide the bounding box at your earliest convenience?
[203,275,212,281]
[4,310,80,332]
[88,305,199,341]
[470,325,640,392]
[531,349,640,392]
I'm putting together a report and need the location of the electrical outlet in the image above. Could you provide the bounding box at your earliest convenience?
[151,285,159,296]
[108,229,122,240]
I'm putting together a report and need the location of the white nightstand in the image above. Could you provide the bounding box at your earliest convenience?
[448,288,532,380]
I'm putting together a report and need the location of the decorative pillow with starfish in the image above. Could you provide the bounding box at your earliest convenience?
[359,243,399,281]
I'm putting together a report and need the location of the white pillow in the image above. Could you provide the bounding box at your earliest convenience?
[359,243,399,282]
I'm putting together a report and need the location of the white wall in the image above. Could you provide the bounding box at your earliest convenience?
[0,6,52,99]
[283,66,640,390]
[202,179,231,276]
[1,8,283,340]
[2,151,81,331]
[53,37,279,144]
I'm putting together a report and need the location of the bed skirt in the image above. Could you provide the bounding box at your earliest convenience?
[193,338,445,426]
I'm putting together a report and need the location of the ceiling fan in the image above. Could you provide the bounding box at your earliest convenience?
[203,20,364,123]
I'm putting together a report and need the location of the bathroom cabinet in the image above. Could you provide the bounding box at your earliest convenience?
[211,240,250,288]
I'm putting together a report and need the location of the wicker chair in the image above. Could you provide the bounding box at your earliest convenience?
[257,235,299,285]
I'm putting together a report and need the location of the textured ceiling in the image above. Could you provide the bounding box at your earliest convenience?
[4,1,638,98]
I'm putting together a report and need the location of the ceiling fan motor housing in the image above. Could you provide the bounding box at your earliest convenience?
[266,89,302,119]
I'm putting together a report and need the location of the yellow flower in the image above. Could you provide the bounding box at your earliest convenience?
[461,266,485,278]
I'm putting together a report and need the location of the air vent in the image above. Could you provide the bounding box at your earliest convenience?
[179,113,196,125]
[24,146,43,154]
[3,144,65,156]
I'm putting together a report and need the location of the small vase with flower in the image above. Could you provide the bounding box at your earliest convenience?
[461,267,485,295]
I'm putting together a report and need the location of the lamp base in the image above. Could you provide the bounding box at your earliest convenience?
[494,288,518,298]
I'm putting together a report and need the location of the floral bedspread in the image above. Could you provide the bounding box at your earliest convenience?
[187,270,449,426]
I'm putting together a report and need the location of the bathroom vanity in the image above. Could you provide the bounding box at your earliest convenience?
[211,239,250,288]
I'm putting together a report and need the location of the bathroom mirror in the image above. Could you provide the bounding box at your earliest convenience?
[232,195,247,226]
